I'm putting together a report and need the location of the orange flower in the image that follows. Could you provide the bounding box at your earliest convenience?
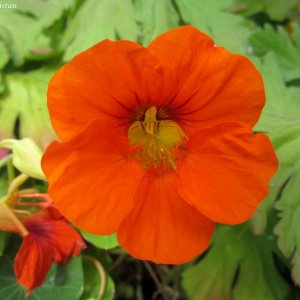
[42,26,277,264]
[15,214,85,296]
[0,193,85,295]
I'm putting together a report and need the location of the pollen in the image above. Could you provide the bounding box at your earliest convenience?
[128,106,187,169]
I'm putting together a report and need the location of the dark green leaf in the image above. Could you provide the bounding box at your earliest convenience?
[0,249,84,300]
[0,231,8,256]
[80,256,115,300]
[182,224,289,300]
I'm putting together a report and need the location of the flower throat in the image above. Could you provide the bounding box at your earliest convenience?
[128,106,187,170]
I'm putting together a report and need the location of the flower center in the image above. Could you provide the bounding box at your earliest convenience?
[128,106,187,170]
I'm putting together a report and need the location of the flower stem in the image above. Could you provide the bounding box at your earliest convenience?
[83,255,106,300]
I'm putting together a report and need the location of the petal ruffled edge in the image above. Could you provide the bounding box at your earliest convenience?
[118,172,215,264]
[177,123,278,224]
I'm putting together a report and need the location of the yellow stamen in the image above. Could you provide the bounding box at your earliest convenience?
[128,106,187,169]
[7,173,29,195]
[143,106,159,135]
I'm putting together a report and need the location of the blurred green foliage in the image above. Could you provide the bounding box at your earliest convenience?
[0,0,300,299]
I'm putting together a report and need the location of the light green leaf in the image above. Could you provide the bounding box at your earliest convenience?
[0,9,43,66]
[0,68,56,148]
[175,0,252,54]
[182,224,289,300]
[81,231,119,250]
[233,0,298,21]
[15,0,74,28]
[0,138,45,180]
[80,256,115,300]
[0,251,84,300]
[231,0,263,16]
[254,53,300,133]
[250,52,300,235]
[61,0,140,61]
[249,24,300,81]
[271,123,300,284]
[249,195,273,235]
[261,0,299,21]
[274,171,300,284]
[135,0,180,45]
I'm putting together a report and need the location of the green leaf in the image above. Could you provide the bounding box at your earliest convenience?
[252,52,300,232]
[261,0,299,21]
[182,224,289,300]
[0,9,43,66]
[249,24,300,81]
[61,0,140,61]
[134,0,180,45]
[249,195,273,235]
[81,231,119,250]
[274,171,300,285]
[175,0,252,54]
[264,123,300,217]
[254,121,300,283]
[0,40,9,70]
[29,257,84,300]
[0,249,84,300]
[0,68,56,148]
[271,123,300,284]
[233,0,298,21]
[231,0,263,16]
[14,0,74,28]
[80,256,115,300]
[254,53,300,133]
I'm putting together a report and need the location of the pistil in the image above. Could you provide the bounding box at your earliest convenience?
[128,106,187,169]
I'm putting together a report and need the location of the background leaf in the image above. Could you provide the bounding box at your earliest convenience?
[175,0,252,54]
[249,24,300,81]
[0,239,84,300]
[81,231,119,250]
[134,0,180,45]
[0,69,56,148]
[61,0,140,61]
[182,224,289,300]
[80,256,115,300]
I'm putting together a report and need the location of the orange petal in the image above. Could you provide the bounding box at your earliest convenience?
[117,172,215,264]
[42,119,144,234]
[14,234,52,295]
[177,123,278,224]
[39,217,86,264]
[15,215,85,295]
[48,40,177,141]
[149,26,265,134]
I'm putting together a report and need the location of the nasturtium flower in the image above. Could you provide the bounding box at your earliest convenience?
[0,189,86,295]
[42,26,278,264]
